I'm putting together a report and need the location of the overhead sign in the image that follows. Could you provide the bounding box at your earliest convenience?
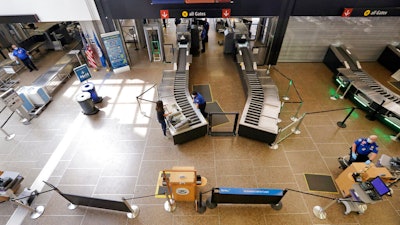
[341,8,353,17]
[73,64,92,83]
[340,7,400,17]
[222,8,231,18]
[168,9,232,18]
[160,10,169,18]
[181,10,207,17]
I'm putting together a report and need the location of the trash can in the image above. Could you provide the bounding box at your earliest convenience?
[81,82,102,104]
[76,92,99,115]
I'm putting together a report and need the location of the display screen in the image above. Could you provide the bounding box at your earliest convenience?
[370,176,390,196]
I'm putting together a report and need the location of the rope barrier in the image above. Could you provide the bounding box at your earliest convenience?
[305,107,357,115]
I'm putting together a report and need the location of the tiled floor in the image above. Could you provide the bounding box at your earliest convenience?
[0,20,399,225]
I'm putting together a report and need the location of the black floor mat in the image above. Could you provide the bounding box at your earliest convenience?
[206,101,229,127]
[304,174,338,193]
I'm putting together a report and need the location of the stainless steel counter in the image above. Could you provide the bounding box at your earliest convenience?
[237,47,281,144]
[158,47,207,144]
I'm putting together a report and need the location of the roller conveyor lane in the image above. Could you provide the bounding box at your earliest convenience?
[177,48,187,73]
[157,46,207,144]
[240,47,255,73]
[335,68,400,132]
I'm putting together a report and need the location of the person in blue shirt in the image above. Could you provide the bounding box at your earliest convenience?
[192,91,207,118]
[156,100,170,138]
[12,44,38,72]
[349,135,379,165]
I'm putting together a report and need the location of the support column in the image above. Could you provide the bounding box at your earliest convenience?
[267,0,296,65]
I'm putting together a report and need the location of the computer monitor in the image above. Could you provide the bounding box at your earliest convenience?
[370,176,390,196]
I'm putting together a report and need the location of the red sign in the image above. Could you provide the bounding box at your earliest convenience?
[342,8,353,17]
[160,10,169,19]
[222,8,231,18]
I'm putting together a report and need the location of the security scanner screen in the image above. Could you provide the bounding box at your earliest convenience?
[371,176,390,196]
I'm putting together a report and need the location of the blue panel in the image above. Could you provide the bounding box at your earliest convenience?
[37,88,50,103]
[152,0,184,4]
[219,187,284,196]
[18,93,35,112]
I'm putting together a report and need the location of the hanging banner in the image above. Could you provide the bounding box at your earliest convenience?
[100,31,130,74]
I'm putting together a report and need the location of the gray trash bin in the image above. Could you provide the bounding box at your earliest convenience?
[76,92,99,115]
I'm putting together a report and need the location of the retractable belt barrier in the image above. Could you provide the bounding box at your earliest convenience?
[197,187,287,213]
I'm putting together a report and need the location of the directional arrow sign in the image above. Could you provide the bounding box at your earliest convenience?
[222,8,231,18]
[341,8,353,17]
[160,10,169,19]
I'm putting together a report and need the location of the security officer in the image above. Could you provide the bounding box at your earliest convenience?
[192,91,207,118]
[350,135,379,165]
[12,44,38,72]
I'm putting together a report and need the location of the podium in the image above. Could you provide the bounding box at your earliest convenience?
[335,163,393,197]
[167,167,197,202]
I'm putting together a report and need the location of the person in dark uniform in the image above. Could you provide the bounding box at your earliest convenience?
[201,28,207,53]
[12,44,38,72]
[349,135,379,165]
[192,91,207,118]
[203,19,209,42]
[156,100,170,138]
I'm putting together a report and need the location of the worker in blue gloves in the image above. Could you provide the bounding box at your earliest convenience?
[349,135,379,165]
[192,91,208,118]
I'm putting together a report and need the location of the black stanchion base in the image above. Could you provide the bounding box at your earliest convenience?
[365,114,376,121]
[83,107,99,115]
[337,121,347,128]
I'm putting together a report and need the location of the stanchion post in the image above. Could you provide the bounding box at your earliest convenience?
[282,80,292,101]
[313,199,338,220]
[122,198,140,219]
[390,132,400,142]
[337,107,356,128]
[162,171,176,212]
[0,127,15,141]
[8,189,45,220]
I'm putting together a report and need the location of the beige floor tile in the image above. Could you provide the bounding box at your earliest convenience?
[286,151,331,174]
[264,213,312,225]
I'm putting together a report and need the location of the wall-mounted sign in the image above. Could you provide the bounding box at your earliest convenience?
[101,31,130,74]
[73,64,92,83]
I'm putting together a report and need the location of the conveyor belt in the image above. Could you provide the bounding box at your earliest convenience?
[335,46,359,71]
[351,70,400,104]
[244,73,264,125]
[173,72,201,126]
[240,47,254,73]
[177,48,187,73]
